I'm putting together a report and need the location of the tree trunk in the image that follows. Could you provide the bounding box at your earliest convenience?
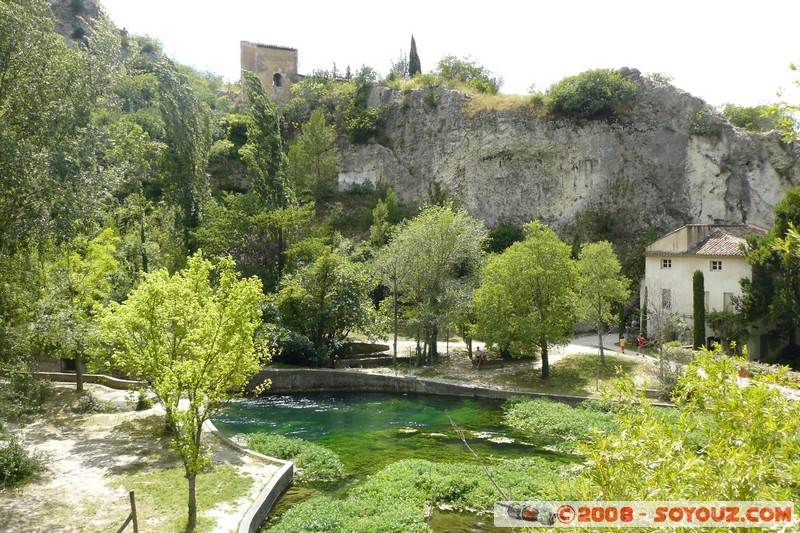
[75,350,84,393]
[598,330,605,364]
[186,471,197,530]
[541,336,550,379]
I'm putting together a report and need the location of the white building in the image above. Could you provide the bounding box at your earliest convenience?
[642,224,767,355]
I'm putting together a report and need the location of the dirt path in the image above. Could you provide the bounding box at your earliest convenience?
[0,383,279,533]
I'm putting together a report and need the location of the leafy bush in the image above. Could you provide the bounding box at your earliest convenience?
[503,397,617,441]
[264,323,324,366]
[242,433,345,482]
[71,392,117,414]
[722,103,780,132]
[0,433,45,489]
[653,345,695,400]
[546,68,637,119]
[0,370,52,421]
[436,55,503,94]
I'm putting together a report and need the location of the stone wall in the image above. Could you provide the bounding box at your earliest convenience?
[240,41,298,104]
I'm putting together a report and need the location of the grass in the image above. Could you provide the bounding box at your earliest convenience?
[494,353,644,396]
[118,462,253,532]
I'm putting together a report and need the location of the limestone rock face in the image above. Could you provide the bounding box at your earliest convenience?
[341,70,798,235]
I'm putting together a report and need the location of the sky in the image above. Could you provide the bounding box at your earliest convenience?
[100,0,800,108]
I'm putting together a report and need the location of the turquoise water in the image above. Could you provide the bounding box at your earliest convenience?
[214,392,575,531]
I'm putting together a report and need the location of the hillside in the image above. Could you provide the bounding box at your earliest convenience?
[341,70,798,239]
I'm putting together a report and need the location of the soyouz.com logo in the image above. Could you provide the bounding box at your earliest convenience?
[494,501,795,528]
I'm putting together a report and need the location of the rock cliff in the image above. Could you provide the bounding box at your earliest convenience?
[340,69,799,236]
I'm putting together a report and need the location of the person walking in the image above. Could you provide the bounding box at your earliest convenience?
[638,334,646,355]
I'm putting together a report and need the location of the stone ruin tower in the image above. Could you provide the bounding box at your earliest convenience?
[240,41,299,104]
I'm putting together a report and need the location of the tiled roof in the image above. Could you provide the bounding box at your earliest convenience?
[687,229,748,256]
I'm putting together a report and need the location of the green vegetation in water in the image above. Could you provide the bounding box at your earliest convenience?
[118,463,252,533]
[266,458,573,533]
[503,397,618,442]
[241,433,345,482]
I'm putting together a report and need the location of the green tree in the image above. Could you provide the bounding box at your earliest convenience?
[273,248,376,364]
[100,252,267,530]
[692,270,706,349]
[380,204,487,364]
[408,35,421,77]
[474,222,578,378]
[155,60,212,253]
[577,347,800,502]
[436,55,502,94]
[577,241,630,363]
[286,109,340,201]
[722,103,780,132]
[739,189,800,366]
[547,68,637,119]
[35,228,120,392]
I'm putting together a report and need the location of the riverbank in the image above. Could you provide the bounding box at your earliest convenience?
[0,383,280,533]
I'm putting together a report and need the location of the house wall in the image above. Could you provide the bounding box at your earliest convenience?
[240,41,298,104]
[643,253,752,335]
[646,226,713,254]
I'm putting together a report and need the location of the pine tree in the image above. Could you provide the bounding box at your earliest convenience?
[693,270,706,349]
[409,35,421,76]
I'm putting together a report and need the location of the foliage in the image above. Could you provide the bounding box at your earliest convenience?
[739,189,800,366]
[722,103,781,132]
[485,222,524,254]
[273,248,377,362]
[101,252,267,529]
[286,109,339,201]
[0,366,52,421]
[474,221,578,378]
[71,392,117,414]
[546,68,637,119]
[269,458,569,533]
[0,432,46,489]
[436,55,503,94]
[33,228,120,392]
[692,269,705,349]
[242,433,345,482]
[705,311,749,353]
[240,70,290,208]
[264,323,326,367]
[653,344,695,400]
[408,35,421,77]
[374,203,487,363]
[577,347,800,502]
[504,397,618,441]
[577,241,630,361]
[689,108,719,136]
[369,188,402,247]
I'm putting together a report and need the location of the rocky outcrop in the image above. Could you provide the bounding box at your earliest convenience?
[340,69,799,235]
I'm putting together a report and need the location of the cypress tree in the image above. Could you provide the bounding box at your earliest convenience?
[409,35,421,76]
[693,270,706,349]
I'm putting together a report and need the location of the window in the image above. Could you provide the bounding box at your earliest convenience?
[723,292,735,312]
[661,259,672,269]
[273,73,283,87]
[710,260,723,271]
[661,289,671,310]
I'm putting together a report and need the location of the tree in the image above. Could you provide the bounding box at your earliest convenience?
[155,60,212,253]
[692,270,706,349]
[286,109,339,201]
[100,252,267,530]
[378,204,487,364]
[739,189,800,366]
[408,35,421,77]
[274,248,376,365]
[546,68,637,119]
[577,347,800,502]
[577,241,630,363]
[474,222,578,379]
[436,55,503,94]
[35,228,120,392]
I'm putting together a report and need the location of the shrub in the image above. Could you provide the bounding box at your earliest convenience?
[264,324,324,366]
[653,345,695,400]
[242,433,345,482]
[546,68,637,119]
[722,103,780,132]
[436,55,503,94]
[71,392,117,414]
[0,370,52,421]
[0,433,46,489]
